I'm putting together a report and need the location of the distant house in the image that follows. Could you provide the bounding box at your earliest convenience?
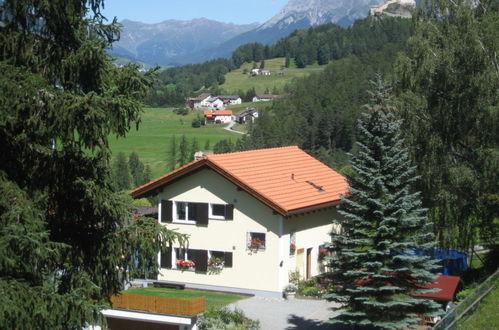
[130,146,349,298]
[218,95,242,106]
[235,107,259,124]
[250,69,271,76]
[204,96,224,110]
[203,110,233,124]
[252,94,282,102]
[186,93,212,110]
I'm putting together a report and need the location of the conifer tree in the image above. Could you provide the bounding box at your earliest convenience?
[113,152,131,191]
[178,134,190,166]
[204,139,211,151]
[142,164,152,185]
[190,137,199,160]
[326,77,440,329]
[128,152,145,188]
[0,1,186,328]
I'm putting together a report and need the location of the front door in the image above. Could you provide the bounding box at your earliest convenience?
[306,248,312,279]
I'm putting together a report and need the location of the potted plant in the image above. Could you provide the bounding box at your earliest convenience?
[249,237,265,249]
[290,243,296,254]
[176,259,195,270]
[208,257,224,274]
[283,283,297,299]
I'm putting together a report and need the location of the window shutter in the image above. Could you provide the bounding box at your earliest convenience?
[224,252,233,268]
[225,204,234,220]
[161,200,173,223]
[194,250,208,272]
[196,203,209,225]
[160,247,172,269]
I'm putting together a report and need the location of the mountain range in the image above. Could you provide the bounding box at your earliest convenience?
[110,0,414,66]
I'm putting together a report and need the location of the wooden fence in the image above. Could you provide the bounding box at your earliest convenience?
[110,293,206,316]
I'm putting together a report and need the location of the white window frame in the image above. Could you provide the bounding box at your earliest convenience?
[247,232,266,250]
[173,201,197,224]
[209,203,226,220]
[173,248,195,271]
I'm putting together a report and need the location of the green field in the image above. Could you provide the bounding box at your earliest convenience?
[123,287,248,309]
[221,57,325,94]
[108,108,237,178]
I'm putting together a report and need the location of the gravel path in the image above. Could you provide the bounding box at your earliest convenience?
[229,296,345,330]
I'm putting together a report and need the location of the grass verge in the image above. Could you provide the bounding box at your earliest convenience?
[458,279,499,329]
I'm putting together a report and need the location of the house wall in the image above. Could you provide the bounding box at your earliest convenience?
[157,169,284,294]
[284,210,341,280]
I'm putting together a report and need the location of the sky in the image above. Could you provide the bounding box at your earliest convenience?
[100,0,289,25]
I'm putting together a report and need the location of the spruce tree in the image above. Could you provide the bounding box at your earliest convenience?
[0,1,186,328]
[113,152,131,191]
[326,77,440,329]
[128,151,144,188]
[178,134,190,166]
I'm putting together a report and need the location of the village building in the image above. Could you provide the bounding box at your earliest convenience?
[252,94,282,102]
[203,110,232,124]
[234,107,259,124]
[218,95,242,107]
[131,146,348,298]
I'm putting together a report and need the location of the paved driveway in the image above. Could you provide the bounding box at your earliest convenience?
[229,296,345,330]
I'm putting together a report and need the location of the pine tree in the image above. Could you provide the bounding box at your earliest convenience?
[326,77,440,329]
[178,134,189,166]
[259,60,265,69]
[204,139,211,151]
[113,152,131,191]
[190,137,199,161]
[0,1,186,328]
[142,164,152,185]
[128,151,145,188]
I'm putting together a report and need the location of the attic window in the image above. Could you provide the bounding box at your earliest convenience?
[306,180,324,192]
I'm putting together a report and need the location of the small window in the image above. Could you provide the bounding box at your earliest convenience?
[174,248,196,270]
[175,202,197,223]
[210,204,226,219]
[248,232,266,250]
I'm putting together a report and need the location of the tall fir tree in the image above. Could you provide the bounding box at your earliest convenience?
[128,151,144,188]
[0,1,186,328]
[113,152,131,191]
[177,134,190,166]
[326,77,440,329]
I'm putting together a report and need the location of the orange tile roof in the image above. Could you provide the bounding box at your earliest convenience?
[203,110,232,116]
[131,146,348,216]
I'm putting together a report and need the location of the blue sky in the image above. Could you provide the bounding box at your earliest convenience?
[100,0,288,25]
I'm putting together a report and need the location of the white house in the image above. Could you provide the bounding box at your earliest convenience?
[252,94,282,102]
[202,96,224,110]
[203,110,232,124]
[234,107,259,124]
[131,146,348,298]
[218,95,242,106]
[186,93,212,110]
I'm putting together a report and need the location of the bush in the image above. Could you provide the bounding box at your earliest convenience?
[197,307,260,330]
[174,108,188,115]
[300,286,323,297]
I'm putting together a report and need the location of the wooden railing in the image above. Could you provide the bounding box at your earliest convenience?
[110,293,206,316]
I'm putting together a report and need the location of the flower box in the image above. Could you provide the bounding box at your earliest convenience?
[176,259,195,270]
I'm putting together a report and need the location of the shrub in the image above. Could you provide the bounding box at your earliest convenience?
[197,307,260,330]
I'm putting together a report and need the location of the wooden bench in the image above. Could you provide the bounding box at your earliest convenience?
[152,281,185,290]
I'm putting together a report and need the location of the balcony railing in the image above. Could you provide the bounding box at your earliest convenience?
[110,293,206,316]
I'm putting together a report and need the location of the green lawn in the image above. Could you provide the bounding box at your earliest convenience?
[458,280,499,329]
[108,108,236,178]
[222,57,324,94]
[123,287,248,309]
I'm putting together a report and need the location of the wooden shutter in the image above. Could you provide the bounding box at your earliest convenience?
[161,200,173,223]
[224,252,233,268]
[160,247,172,269]
[194,249,208,272]
[196,203,209,226]
[225,204,234,220]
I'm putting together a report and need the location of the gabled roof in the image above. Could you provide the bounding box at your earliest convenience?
[255,94,282,99]
[203,110,233,117]
[190,93,211,101]
[131,146,348,216]
[413,275,461,301]
[217,95,241,100]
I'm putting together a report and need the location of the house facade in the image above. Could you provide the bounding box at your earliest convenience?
[131,146,348,298]
[203,110,232,124]
[234,107,259,124]
[218,95,242,106]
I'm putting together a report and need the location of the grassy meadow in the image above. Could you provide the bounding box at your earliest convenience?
[109,108,237,178]
[221,57,325,94]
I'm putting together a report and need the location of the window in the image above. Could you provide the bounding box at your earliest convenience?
[210,203,226,219]
[248,232,266,250]
[173,248,196,270]
[174,201,197,223]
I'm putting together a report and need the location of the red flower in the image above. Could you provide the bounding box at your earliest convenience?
[290,243,296,250]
